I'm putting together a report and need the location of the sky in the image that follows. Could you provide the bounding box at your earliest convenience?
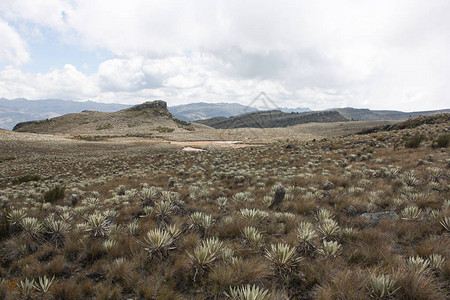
[0,0,449,111]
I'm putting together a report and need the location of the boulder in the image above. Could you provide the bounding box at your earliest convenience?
[360,211,398,225]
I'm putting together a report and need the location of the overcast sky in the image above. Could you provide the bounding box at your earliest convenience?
[0,0,449,110]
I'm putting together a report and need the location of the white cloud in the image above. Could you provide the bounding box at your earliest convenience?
[0,64,98,100]
[0,18,29,65]
[0,0,449,110]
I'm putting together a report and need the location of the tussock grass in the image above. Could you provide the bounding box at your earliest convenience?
[0,115,448,298]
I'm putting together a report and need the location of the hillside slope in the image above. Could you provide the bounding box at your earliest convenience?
[13,100,199,135]
[196,110,348,129]
[330,107,450,121]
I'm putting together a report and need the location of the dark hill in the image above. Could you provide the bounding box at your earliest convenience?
[196,110,348,129]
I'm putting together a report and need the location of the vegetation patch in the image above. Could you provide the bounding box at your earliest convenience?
[0,156,16,163]
[95,123,113,130]
[73,135,111,141]
[404,133,425,148]
[43,185,66,204]
[125,133,154,138]
[155,126,175,133]
[13,174,41,184]
[433,133,449,148]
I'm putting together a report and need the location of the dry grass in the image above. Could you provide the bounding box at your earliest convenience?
[0,116,448,299]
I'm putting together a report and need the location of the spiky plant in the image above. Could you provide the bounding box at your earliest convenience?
[18,278,35,298]
[440,216,450,231]
[103,239,117,253]
[242,226,263,248]
[7,208,26,225]
[407,256,430,274]
[265,243,301,278]
[428,253,445,270]
[240,208,269,223]
[233,192,249,204]
[367,274,398,299]
[296,221,317,256]
[143,206,154,217]
[115,184,126,196]
[142,228,175,260]
[427,167,444,182]
[45,219,70,246]
[221,246,235,263]
[140,187,159,206]
[318,218,340,238]
[20,217,44,241]
[225,284,271,300]
[402,171,421,187]
[161,191,182,204]
[34,275,56,293]
[262,195,273,207]
[315,208,334,222]
[154,200,174,224]
[216,197,228,209]
[166,223,182,239]
[188,238,223,270]
[127,219,140,236]
[317,240,341,257]
[401,206,421,220]
[189,212,214,236]
[341,227,357,239]
[85,213,110,238]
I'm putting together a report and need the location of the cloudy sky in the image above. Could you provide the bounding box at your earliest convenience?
[0,0,449,110]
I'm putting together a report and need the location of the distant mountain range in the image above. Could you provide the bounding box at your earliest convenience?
[169,102,258,121]
[0,98,448,130]
[0,98,311,130]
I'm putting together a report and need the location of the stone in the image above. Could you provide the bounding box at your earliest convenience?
[360,211,398,225]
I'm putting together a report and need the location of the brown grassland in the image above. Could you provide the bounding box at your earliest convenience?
[0,116,449,299]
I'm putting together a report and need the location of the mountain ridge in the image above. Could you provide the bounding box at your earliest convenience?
[196,110,349,129]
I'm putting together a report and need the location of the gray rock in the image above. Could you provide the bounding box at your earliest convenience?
[360,211,398,225]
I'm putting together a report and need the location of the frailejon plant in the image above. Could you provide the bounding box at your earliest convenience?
[317,240,341,257]
[225,284,271,300]
[296,221,316,256]
[142,228,175,260]
[407,256,430,274]
[366,274,398,299]
[265,243,301,280]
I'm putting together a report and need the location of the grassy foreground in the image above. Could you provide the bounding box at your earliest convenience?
[0,119,449,299]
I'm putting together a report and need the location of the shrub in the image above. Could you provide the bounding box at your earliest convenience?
[433,133,449,148]
[95,123,113,130]
[155,126,175,133]
[0,208,10,239]
[404,133,424,148]
[43,185,66,204]
[13,174,40,184]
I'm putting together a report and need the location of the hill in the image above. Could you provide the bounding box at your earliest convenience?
[0,98,131,130]
[196,110,348,129]
[12,100,198,135]
[329,107,450,121]
[357,113,450,134]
